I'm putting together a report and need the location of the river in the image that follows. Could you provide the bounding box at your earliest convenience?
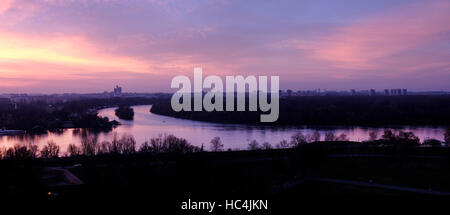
[0,105,446,152]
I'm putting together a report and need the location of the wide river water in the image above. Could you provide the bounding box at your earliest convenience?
[0,105,447,152]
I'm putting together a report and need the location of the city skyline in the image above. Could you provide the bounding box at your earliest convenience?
[0,0,449,93]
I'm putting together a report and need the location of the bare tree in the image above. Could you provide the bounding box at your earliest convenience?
[276,140,290,149]
[28,143,39,158]
[369,130,378,141]
[290,132,308,146]
[81,134,98,156]
[261,142,272,150]
[67,144,81,157]
[120,134,136,154]
[324,131,336,141]
[145,134,200,153]
[382,129,395,141]
[40,141,60,158]
[4,148,14,159]
[97,141,112,154]
[310,131,321,142]
[5,144,39,160]
[210,137,224,152]
[139,141,152,153]
[0,147,5,160]
[248,140,260,150]
[110,132,123,154]
[149,134,164,153]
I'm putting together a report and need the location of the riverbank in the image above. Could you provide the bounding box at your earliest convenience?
[1,105,448,153]
[0,97,161,132]
[150,95,450,126]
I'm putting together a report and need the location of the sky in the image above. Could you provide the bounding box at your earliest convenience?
[0,0,449,93]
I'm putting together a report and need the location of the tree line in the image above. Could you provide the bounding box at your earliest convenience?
[150,95,450,126]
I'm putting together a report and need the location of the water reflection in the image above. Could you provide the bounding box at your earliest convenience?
[0,105,446,152]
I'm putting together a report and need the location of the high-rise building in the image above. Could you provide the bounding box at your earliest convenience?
[369,89,376,96]
[114,85,122,96]
[390,89,396,95]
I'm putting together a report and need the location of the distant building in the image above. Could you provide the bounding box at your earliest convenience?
[390,89,396,95]
[350,89,356,96]
[369,89,376,96]
[114,85,122,96]
[386,88,406,96]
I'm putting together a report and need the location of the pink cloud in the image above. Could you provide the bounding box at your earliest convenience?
[0,0,14,14]
[310,0,450,76]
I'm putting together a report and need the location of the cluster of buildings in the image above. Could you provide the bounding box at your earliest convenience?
[384,89,408,96]
[278,88,409,97]
[349,88,407,96]
[279,89,328,97]
[350,89,407,96]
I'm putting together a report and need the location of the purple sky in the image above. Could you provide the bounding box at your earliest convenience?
[0,0,449,93]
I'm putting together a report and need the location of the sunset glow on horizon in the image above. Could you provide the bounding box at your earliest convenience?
[0,0,449,93]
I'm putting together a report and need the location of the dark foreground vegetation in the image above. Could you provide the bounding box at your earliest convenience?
[1,129,450,209]
[115,106,134,120]
[1,141,450,211]
[0,97,162,132]
[151,95,450,126]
